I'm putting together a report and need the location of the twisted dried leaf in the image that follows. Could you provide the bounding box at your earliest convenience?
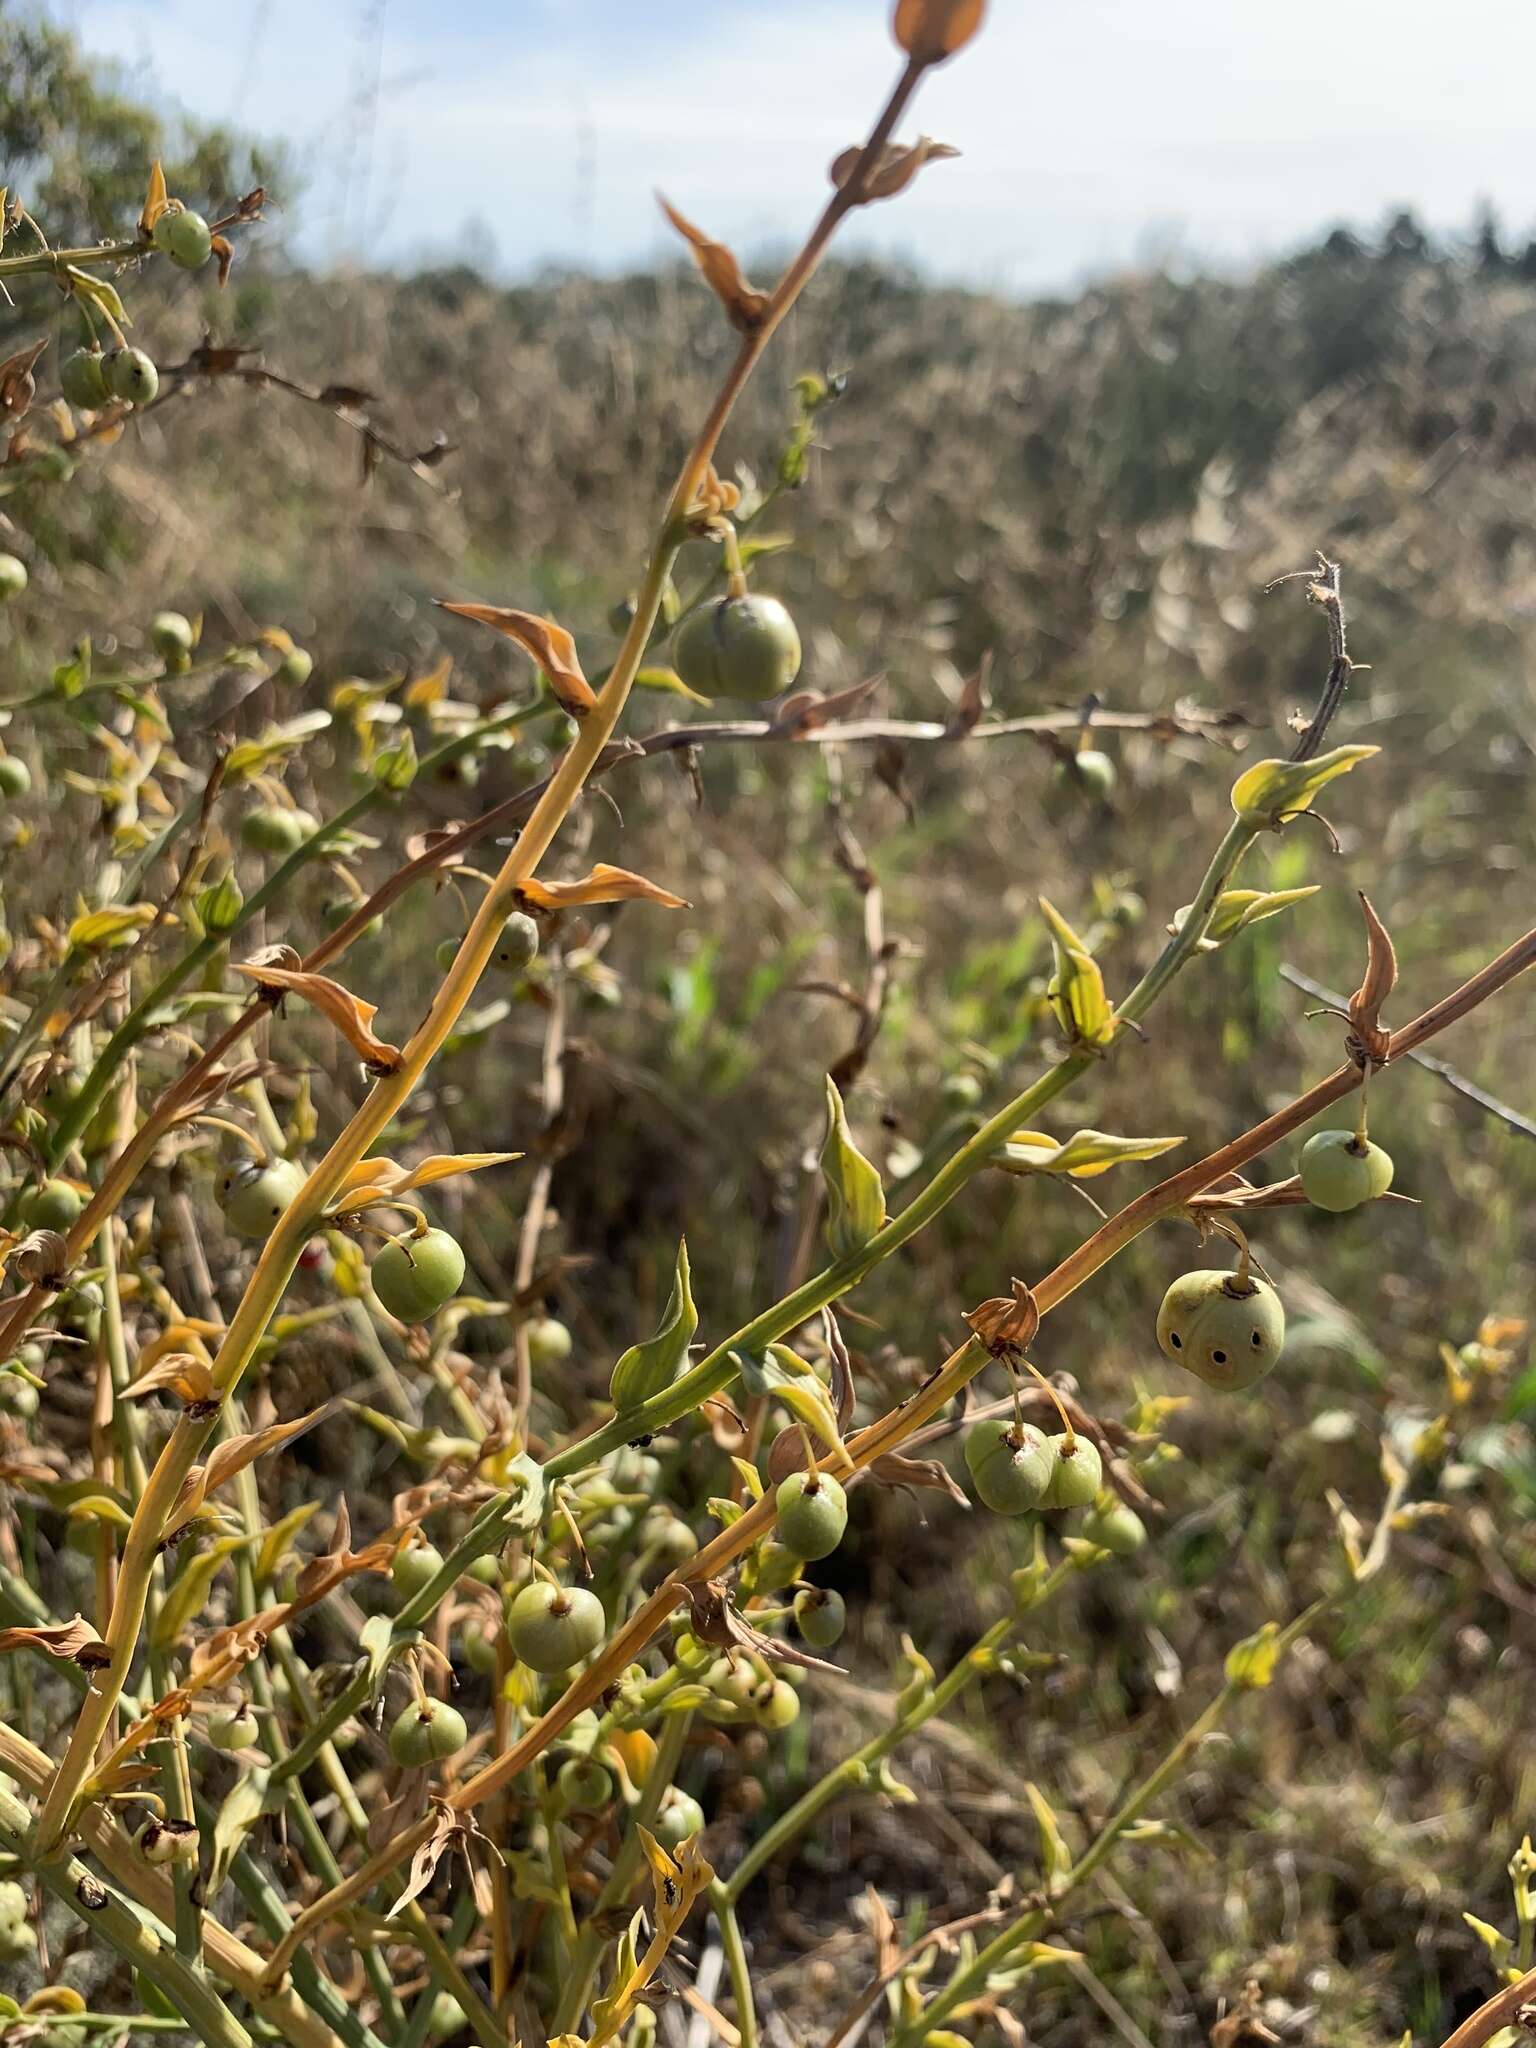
[124,1352,217,1407]
[966,1279,1040,1359]
[830,136,960,205]
[657,195,769,334]
[0,1615,111,1668]
[1348,892,1398,1063]
[232,961,401,1072]
[518,863,689,913]
[680,1579,841,1675]
[436,602,597,718]
[166,1409,328,1537]
[138,159,168,236]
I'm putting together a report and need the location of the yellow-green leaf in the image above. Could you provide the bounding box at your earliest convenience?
[1169,885,1320,951]
[152,1534,250,1650]
[66,903,163,952]
[1039,898,1114,1048]
[634,666,710,705]
[820,1076,886,1259]
[224,711,332,783]
[1224,1619,1282,1689]
[997,1128,1184,1179]
[610,1240,698,1412]
[1229,745,1379,828]
[1024,1781,1072,1883]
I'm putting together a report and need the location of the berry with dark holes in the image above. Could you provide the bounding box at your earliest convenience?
[1156,1270,1285,1391]
[105,347,159,405]
[218,1158,306,1239]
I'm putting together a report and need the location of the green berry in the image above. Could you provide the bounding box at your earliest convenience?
[151,611,195,659]
[752,1678,800,1730]
[1039,1434,1103,1511]
[461,1621,501,1676]
[492,912,540,975]
[278,647,313,686]
[752,1540,802,1595]
[652,1790,705,1849]
[1299,1130,1395,1213]
[792,1586,846,1648]
[1059,749,1116,799]
[526,1316,573,1367]
[207,1709,259,1750]
[391,1543,446,1602]
[941,1072,983,1110]
[639,1510,697,1564]
[218,1157,306,1239]
[61,348,110,409]
[1156,1270,1286,1391]
[19,1179,82,1233]
[106,347,159,406]
[0,553,28,601]
[556,1756,614,1811]
[672,594,802,701]
[322,895,380,938]
[964,1421,1054,1515]
[0,754,30,798]
[775,1471,848,1561]
[506,1580,606,1673]
[0,1372,39,1420]
[0,1878,27,1928]
[240,806,315,856]
[371,1228,466,1323]
[388,1697,468,1767]
[1079,1499,1147,1556]
[153,207,213,269]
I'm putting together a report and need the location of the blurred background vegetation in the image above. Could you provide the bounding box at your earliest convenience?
[2,12,1534,2044]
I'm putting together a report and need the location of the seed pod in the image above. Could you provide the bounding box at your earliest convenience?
[61,348,110,409]
[134,1817,199,1868]
[105,347,159,405]
[391,1542,446,1602]
[388,1698,468,1767]
[653,1789,705,1849]
[752,1678,800,1729]
[492,912,540,974]
[792,1586,846,1648]
[1298,1130,1394,1213]
[526,1316,572,1367]
[207,1709,259,1751]
[218,1158,306,1239]
[1156,1270,1285,1391]
[1080,1498,1147,1556]
[672,594,802,700]
[371,1228,466,1323]
[775,1471,848,1561]
[19,1180,82,1233]
[461,1621,501,1676]
[0,754,30,798]
[0,555,25,602]
[153,207,213,269]
[240,807,315,857]
[506,1580,606,1673]
[556,1756,614,1811]
[1058,749,1116,800]
[279,647,313,686]
[963,1420,1054,1515]
[151,611,194,659]
[1039,1433,1102,1510]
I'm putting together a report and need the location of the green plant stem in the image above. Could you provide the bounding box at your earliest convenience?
[0,236,140,279]
[0,1779,252,2048]
[711,1885,757,2048]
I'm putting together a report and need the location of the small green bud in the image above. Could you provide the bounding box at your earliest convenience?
[196,870,245,934]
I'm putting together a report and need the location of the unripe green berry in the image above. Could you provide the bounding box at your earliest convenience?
[0,554,28,602]
[207,1709,259,1750]
[371,1228,466,1323]
[436,937,461,973]
[1299,1130,1395,1213]
[153,207,213,269]
[19,1178,82,1232]
[388,1697,468,1767]
[673,594,802,701]
[652,1790,705,1849]
[964,1420,1054,1515]
[278,647,313,686]
[1080,1499,1147,1556]
[218,1157,306,1239]
[792,1586,846,1647]
[106,347,159,405]
[1156,1270,1286,1391]
[752,1540,802,1595]
[941,1071,983,1110]
[240,806,314,856]
[0,1372,39,1420]
[0,1878,27,1928]
[1039,1433,1103,1511]
[639,1510,697,1564]
[465,1554,501,1586]
[0,754,30,798]
[752,1678,800,1729]
[526,1316,572,1367]
[61,348,110,409]
[556,1755,614,1811]
[506,1580,606,1673]
[391,1543,446,1602]
[1059,749,1116,799]
[492,912,540,975]
[322,895,380,938]
[775,1471,848,1561]
[461,1621,501,1676]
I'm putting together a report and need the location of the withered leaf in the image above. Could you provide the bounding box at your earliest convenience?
[680,1579,841,1676]
[518,863,688,913]
[166,1408,328,1537]
[138,159,168,236]
[436,602,598,719]
[232,961,402,1072]
[830,137,960,206]
[210,232,234,289]
[946,651,992,736]
[124,1352,217,1407]
[892,0,987,63]
[10,1229,70,1288]
[867,1451,970,1506]
[0,337,47,418]
[0,1614,111,1669]
[966,1278,1040,1358]
[656,195,769,334]
[772,674,884,737]
[1348,892,1398,1062]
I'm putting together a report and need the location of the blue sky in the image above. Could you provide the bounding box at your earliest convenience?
[39,0,1536,291]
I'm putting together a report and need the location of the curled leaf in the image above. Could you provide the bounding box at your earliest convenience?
[820,1076,886,1260]
[329,1150,519,1215]
[966,1278,1040,1359]
[232,961,401,1072]
[1348,891,1398,1062]
[436,602,597,719]
[0,1615,111,1669]
[996,1128,1184,1179]
[657,195,769,334]
[892,0,987,62]
[166,1409,328,1537]
[138,159,168,236]
[611,1240,698,1412]
[124,1352,217,1408]
[1167,886,1320,951]
[518,863,688,913]
[1229,744,1379,828]
[65,904,164,953]
[830,136,961,205]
